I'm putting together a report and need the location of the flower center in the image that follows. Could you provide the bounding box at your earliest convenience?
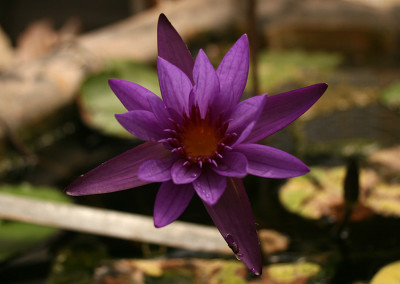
[163,105,236,167]
[182,119,221,158]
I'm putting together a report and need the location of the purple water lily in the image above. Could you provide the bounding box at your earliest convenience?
[65,14,327,275]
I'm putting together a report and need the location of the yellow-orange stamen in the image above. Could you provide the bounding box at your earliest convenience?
[182,120,221,158]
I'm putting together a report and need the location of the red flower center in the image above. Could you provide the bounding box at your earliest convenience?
[166,105,236,167]
[182,119,221,158]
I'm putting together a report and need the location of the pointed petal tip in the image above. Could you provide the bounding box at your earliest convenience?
[158,13,169,24]
[64,179,88,197]
[251,266,262,276]
[311,83,328,96]
[64,188,76,196]
[321,82,328,89]
[153,219,165,228]
[108,78,119,90]
[108,78,126,90]
[238,33,249,43]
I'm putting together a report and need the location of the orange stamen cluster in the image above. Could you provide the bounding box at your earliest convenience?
[163,105,236,167]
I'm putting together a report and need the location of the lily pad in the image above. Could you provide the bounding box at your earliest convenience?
[249,50,342,93]
[365,183,400,217]
[79,60,160,138]
[279,167,377,221]
[280,163,400,220]
[266,262,321,284]
[279,167,346,220]
[371,261,400,284]
[0,183,71,261]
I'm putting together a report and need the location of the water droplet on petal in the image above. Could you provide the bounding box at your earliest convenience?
[251,268,260,275]
[225,234,239,254]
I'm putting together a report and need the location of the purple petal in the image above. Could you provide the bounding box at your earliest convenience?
[115,110,165,141]
[157,56,192,114]
[146,94,173,130]
[154,181,195,228]
[228,94,267,134]
[65,142,169,196]
[192,49,220,117]
[235,143,309,178]
[137,158,173,182]
[171,160,201,184]
[203,178,262,275]
[108,79,156,111]
[215,35,249,111]
[245,83,328,143]
[193,168,226,205]
[157,14,194,83]
[212,151,248,177]
[232,121,256,147]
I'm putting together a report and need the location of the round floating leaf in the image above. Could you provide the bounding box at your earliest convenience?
[371,261,400,284]
[80,61,160,138]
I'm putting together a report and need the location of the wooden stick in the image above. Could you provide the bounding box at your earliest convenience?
[0,193,230,254]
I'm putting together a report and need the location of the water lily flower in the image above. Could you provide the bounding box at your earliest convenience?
[65,14,327,275]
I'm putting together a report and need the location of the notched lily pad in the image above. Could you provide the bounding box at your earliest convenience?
[79,60,160,138]
[280,161,400,220]
[279,167,376,221]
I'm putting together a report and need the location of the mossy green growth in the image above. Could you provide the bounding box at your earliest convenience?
[80,60,160,138]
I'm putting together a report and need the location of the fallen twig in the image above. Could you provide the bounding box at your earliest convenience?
[0,193,230,254]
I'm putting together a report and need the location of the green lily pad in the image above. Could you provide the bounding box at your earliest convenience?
[279,167,345,220]
[266,262,321,283]
[80,60,160,138]
[248,50,342,93]
[371,261,400,284]
[0,183,71,261]
[365,183,400,217]
[279,166,380,221]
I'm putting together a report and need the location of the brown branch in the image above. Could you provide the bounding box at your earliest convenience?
[0,193,230,254]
